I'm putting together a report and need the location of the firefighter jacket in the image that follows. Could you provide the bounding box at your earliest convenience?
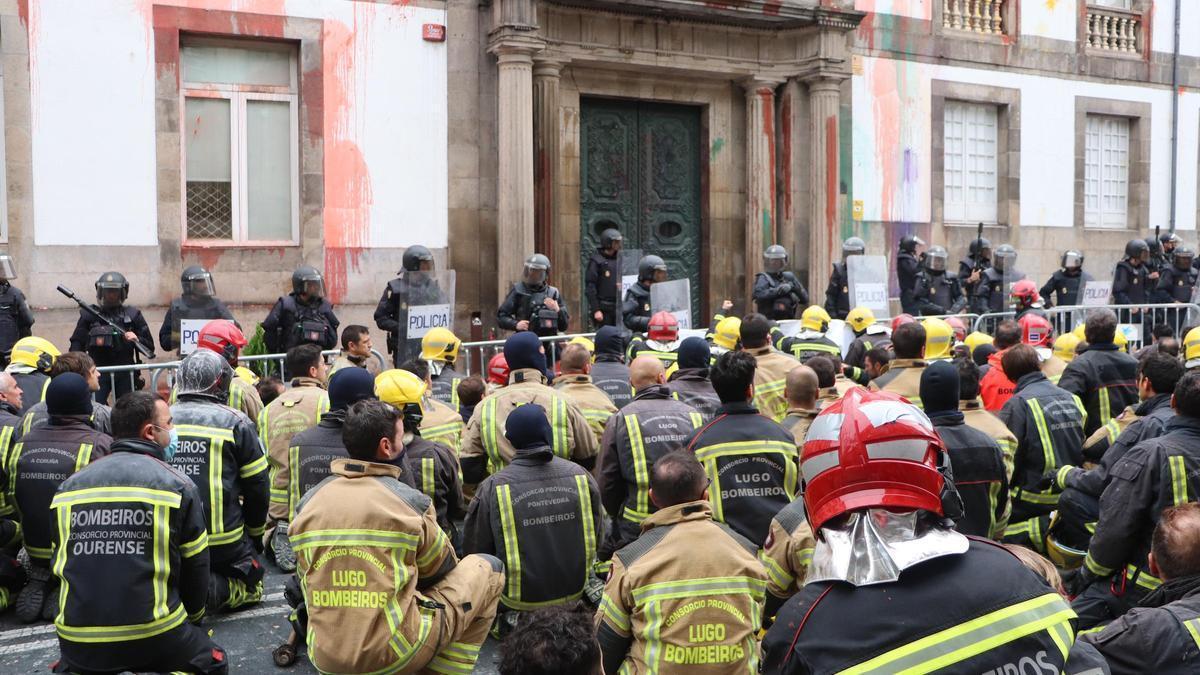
[262,293,339,353]
[10,369,48,415]
[497,282,569,337]
[1058,342,1139,438]
[1059,393,1172,498]
[461,368,596,483]
[285,412,349,525]
[745,345,801,422]
[422,395,464,453]
[170,396,268,564]
[931,411,1009,540]
[913,270,965,316]
[1040,269,1091,309]
[998,372,1085,523]
[761,537,1077,675]
[0,401,20,524]
[404,434,464,540]
[329,353,381,379]
[823,262,851,319]
[683,401,799,545]
[870,358,927,408]
[1156,264,1199,303]
[1083,416,1200,594]
[597,386,704,550]
[1042,355,1069,385]
[259,377,328,526]
[463,442,601,610]
[759,497,815,603]
[11,417,111,563]
[780,408,819,447]
[290,458,458,675]
[373,275,449,360]
[49,439,211,643]
[592,358,633,409]
[555,373,619,444]
[226,375,264,424]
[961,399,1017,482]
[1081,573,1200,674]
[68,305,154,368]
[585,249,622,317]
[595,500,768,675]
[628,337,681,371]
[980,349,1016,411]
[1082,404,1138,464]
[772,330,841,364]
[158,294,235,353]
[665,368,720,419]
[20,400,112,438]
[429,363,464,408]
[622,282,653,333]
[1113,260,1150,305]
[845,333,892,371]
[754,271,808,320]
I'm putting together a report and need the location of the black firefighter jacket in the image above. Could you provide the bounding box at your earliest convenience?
[997,372,1085,521]
[591,358,633,410]
[930,410,1009,540]
[665,368,721,419]
[1082,574,1200,674]
[1058,343,1139,439]
[462,442,602,611]
[1059,393,1174,498]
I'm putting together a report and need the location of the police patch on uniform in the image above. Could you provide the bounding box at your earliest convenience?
[1133,278,1139,284]
[604,270,610,277]
[644,304,650,311]
[842,286,848,293]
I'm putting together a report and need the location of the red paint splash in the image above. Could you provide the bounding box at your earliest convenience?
[16,0,27,28]
[764,0,782,16]
[324,247,367,304]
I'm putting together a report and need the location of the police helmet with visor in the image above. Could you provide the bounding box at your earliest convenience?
[522,253,551,289]
[993,245,1017,273]
[638,255,668,284]
[1061,250,1083,273]
[764,245,788,274]
[1174,247,1195,271]
[402,245,434,273]
[600,228,623,252]
[925,246,948,272]
[292,266,325,299]
[181,265,215,297]
[842,237,866,260]
[96,271,129,309]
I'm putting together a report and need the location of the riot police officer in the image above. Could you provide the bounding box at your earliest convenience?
[497,254,569,337]
[1039,250,1091,308]
[912,245,964,316]
[824,237,865,320]
[958,236,992,298]
[1155,246,1197,303]
[623,254,668,333]
[158,265,235,354]
[373,245,449,365]
[1113,238,1151,307]
[970,244,1021,314]
[68,272,154,404]
[753,244,808,320]
[0,253,34,362]
[1154,231,1180,274]
[262,266,339,354]
[584,228,623,328]
[897,234,926,314]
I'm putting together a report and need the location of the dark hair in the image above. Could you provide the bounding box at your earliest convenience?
[710,350,757,403]
[559,344,591,373]
[111,391,162,440]
[499,602,600,675]
[257,376,285,406]
[1152,503,1200,580]
[993,320,1022,350]
[1157,337,1181,358]
[812,350,842,371]
[1174,371,1200,419]
[739,313,772,349]
[1152,323,1176,340]
[340,325,370,350]
[400,359,430,382]
[1085,310,1118,345]
[343,399,403,461]
[650,449,708,507]
[1000,344,1042,382]
[892,322,926,359]
[287,344,325,379]
[806,356,836,389]
[457,376,486,407]
[50,351,96,379]
[955,357,981,400]
[865,347,892,370]
[1139,352,1185,396]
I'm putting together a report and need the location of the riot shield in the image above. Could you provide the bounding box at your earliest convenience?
[651,279,693,330]
[618,248,644,333]
[394,270,456,366]
[847,255,890,318]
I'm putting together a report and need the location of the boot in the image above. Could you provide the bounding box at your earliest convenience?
[16,564,49,623]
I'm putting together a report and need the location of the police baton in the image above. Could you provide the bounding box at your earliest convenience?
[57,284,156,361]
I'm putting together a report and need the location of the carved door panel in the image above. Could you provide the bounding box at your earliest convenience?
[580,99,702,325]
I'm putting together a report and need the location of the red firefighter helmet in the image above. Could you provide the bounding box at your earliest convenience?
[801,388,947,533]
[1019,313,1053,348]
[891,313,915,332]
[487,353,510,386]
[196,320,247,365]
[647,311,679,342]
[1010,279,1040,309]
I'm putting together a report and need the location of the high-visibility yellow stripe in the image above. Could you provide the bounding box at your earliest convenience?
[1098,388,1112,428]
[693,440,796,464]
[758,549,794,592]
[416,527,449,570]
[287,444,301,521]
[180,530,208,559]
[239,454,268,478]
[1105,418,1121,443]
[1183,618,1200,649]
[689,412,703,428]
[600,593,631,633]
[496,484,522,602]
[838,593,1074,675]
[1127,564,1162,591]
[57,604,187,643]
[421,457,436,499]
[73,443,94,473]
[51,487,182,509]
[1170,455,1189,506]
[291,528,419,550]
[625,414,651,520]
[631,576,767,604]
[1027,399,1057,474]
[174,425,235,442]
[552,396,569,459]
[576,474,596,584]
[208,525,245,546]
[481,398,501,474]
[152,504,169,620]
[1084,552,1115,577]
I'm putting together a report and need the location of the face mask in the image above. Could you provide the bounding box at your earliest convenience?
[161,427,179,461]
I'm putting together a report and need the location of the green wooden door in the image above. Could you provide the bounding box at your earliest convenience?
[580,99,702,324]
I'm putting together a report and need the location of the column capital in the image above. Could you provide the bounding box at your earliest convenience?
[740,76,786,98]
[532,55,568,78]
[488,33,545,63]
[799,71,849,92]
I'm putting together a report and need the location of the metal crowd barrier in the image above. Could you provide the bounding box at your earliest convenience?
[95,348,389,405]
[971,303,1200,351]
[460,333,597,375]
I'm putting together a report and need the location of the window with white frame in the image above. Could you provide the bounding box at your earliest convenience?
[1084,114,1130,229]
[181,40,298,244]
[943,101,998,224]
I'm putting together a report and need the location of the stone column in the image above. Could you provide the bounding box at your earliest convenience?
[742,77,784,308]
[533,57,564,257]
[805,75,844,296]
[490,40,542,301]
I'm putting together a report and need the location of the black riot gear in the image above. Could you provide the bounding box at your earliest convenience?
[498,257,569,337]
[180,266,215,298]
[637,255,668,284]
[586,233,623,328]
[1143,237,1160,260]
[899,235,925,254]
[992,245,1016,274]
[1174,247,1195,271]
[914,247,964,316]
[522,253,551,290]
[161,267,235,353]
[401,245,434,273]
[1062,250,1084,273]
[755,246,808,319]
[95,272,129,309]
[969,237,993,258]
[264,270,339,353]
[926,245,948,272]
[291,266,325,300]
[897,237,924,314]
[1040,251,1092,309]
[842,236,866,259]
[0,254,33,358]
[600,228,623,251]
[763,245,788,274]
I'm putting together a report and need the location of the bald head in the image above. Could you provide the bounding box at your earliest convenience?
[785,364,819,409]
[559,344,591,374]
[0,371,21,411]
[629,355,666,391]
[1152,502,1200,581]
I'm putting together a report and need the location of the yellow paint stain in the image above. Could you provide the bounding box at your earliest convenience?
[1045,0,1058,9]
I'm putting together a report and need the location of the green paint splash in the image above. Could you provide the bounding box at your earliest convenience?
[711,138,726,161]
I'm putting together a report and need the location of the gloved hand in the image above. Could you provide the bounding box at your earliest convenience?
[778,283,793,296]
